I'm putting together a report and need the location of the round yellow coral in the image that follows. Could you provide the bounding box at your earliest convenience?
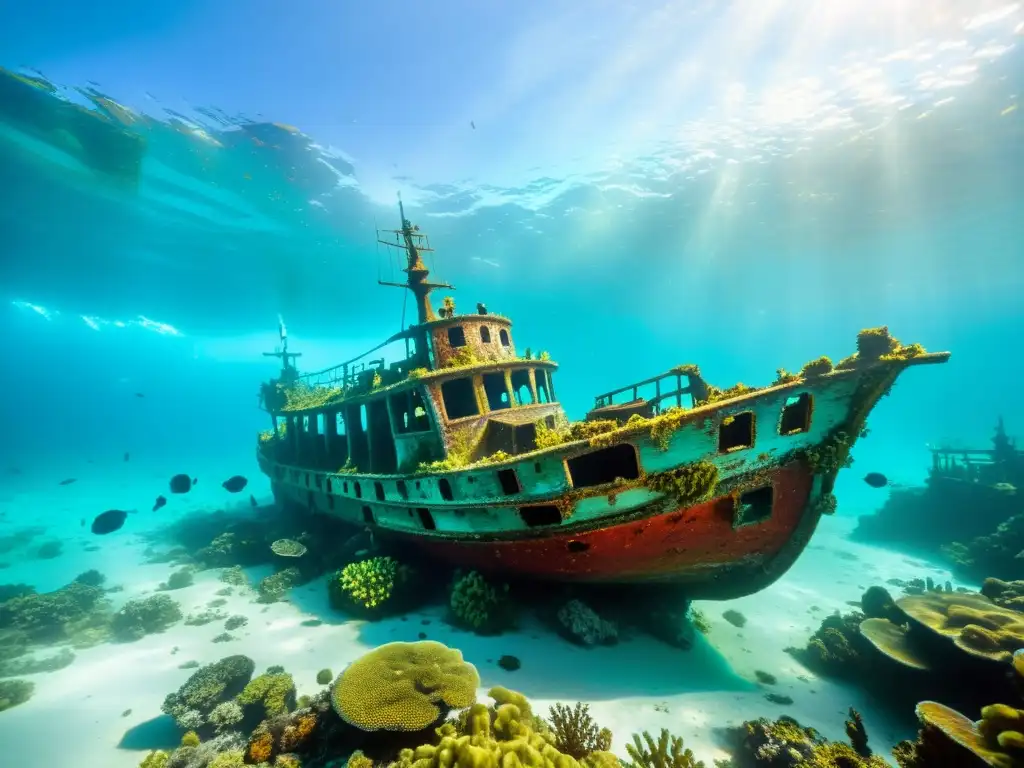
[340,557,399,609]
[331,640,479,731]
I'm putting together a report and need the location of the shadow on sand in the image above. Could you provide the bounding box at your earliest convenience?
[117,714,181,752]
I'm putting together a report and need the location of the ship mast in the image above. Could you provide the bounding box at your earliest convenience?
[377,196,453,324]
[262,316,302,384]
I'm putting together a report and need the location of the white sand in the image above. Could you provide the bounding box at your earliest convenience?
[0,495,965,768]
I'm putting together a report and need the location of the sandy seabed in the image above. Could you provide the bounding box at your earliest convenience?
[0,476,966,768]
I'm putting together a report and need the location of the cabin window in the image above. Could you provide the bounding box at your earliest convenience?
[396,480,408,500]
[316,413,325,434]
[410,389,430,430]
[335,412,346,436]
[499,328,510,347]
[448,326,467,347]
[719,411,755,452]
[780,393,813,435]
[302,415,311,432]
[374,481,385,501]
[439,478,453,501]
[353,481,362,499]
[497,468,520,495]
[367,399,398,473]
[362,505,374,524]
[734,485,773,527]
[391,389,431,434]
[567,444,640,488]
[441,378,479,420]
[519,505,561,527]
[511,369,534,405]
[483,372,511,411]
[480,326,491,343]
[417,508,437,530]
[536,370,551,404]
[360,405,368,431]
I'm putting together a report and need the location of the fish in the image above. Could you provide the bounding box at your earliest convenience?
[192,477,198,486]
[222,475,248,493]
[249,494,257,507]
[863,472,889,488]
[80,518,85,527]
[153,495,167,511]
[470,120,476,129]
[134,393,145,398]
[169,474,193,494]
[994,482,1017,495]
[124,452,130,462]
[58,478,77,486]
[91,509,128,535]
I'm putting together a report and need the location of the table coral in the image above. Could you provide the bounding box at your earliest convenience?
[897,592,1024,664]
[902,701,1022,768]
[331,640,479,731]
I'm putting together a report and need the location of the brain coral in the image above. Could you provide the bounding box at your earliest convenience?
[331,640,479,731]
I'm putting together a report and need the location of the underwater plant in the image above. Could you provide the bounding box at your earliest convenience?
[449,570,513,634]
[238,669,297,719]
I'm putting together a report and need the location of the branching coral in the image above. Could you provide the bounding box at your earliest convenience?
[449,571,512,634]
[624,728,704,768]
[207,700,243,733]
[331,640,479,732]
[549,702,612,759]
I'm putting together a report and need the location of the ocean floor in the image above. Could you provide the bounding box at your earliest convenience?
[0,474,968,768]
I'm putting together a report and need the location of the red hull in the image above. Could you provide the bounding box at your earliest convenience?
[393,464,815,589]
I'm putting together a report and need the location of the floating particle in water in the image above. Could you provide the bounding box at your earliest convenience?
[58,478,77,486]
[91,509,128,535]
[222,475,248,493]
[124,452,130,462]
[863,472,889,488]
[169,474,192,494]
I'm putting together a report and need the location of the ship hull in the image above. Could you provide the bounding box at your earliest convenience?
[269,461,825,598]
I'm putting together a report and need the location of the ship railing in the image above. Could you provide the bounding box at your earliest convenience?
[296,358,386,391]
[593,368,708,416]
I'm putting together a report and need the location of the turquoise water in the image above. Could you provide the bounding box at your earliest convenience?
[2,3,1024,767]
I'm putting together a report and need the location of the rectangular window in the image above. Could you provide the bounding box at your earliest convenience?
[441,378,479,420]
[511,369,534,405]
[780,393,813,435]
[448,326,467,347]
[483,372,511,411]
[719,411,755,452]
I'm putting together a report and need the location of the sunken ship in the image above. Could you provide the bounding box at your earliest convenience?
[256,201,950,599]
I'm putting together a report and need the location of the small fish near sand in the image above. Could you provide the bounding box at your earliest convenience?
[169,474,193,494]
[91,509,128,535]
[863,472,889,488]
[153,495,167,512]
[222,475,248,493]
[58,478,77,486]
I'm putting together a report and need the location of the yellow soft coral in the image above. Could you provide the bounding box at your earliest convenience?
[340,557,399,609]
[332,641,479,732]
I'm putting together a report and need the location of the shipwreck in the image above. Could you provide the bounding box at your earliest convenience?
[256,201,950,599]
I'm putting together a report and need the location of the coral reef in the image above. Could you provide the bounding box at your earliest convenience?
[785,609,869,677]
[716,715,890,767]
[258,567,303,603]
[0,678,33,712]
[0,580,109,643]
[161,654,255,730]
[159,569,195,591]
[331,640,479,731]
[111,594,183,641]
[238,669,297,719]
[945,515,1024,583]
[556,599,619,647]
[984,579,1024,611]
[449,571,513,634]
[893,700,1024,768]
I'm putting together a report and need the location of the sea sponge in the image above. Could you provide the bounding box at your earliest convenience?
[238,670,297,718]
[246,722,275,763]
[331,640,479,731]
[161,654,255,727]
[316,668,333,685]
[449,571,512,633]
[278,710,320,753]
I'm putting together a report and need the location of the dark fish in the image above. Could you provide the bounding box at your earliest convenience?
[80,518,85,527]
[863,472,889,488]
[134,393,145,398]
[58,478,77,486]
[124,452,130,462]
[470,120,476,129]
[91,509,128,535]
[222,475,248,493]
[169,474,192,494]
[192,477,198,485]
[153,495,167,512]
[249,494,257,507]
